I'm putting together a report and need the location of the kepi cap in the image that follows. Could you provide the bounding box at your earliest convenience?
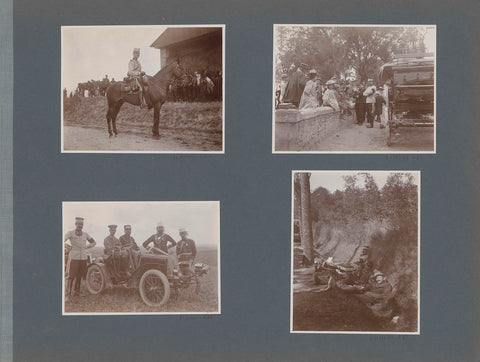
[75,217,84,222]
[133,48,140,53]
[179,227,187,233]
[156,222,164,228]
[124,224,132,229]
[108,224,117,229]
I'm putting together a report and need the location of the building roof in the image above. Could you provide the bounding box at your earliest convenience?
[150,27,221,49]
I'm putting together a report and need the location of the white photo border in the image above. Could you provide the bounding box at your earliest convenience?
[61,24,226,154]
[290,170,421,334]
[62,200,221,316]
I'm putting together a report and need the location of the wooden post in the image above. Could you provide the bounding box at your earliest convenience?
[299,172,314,265]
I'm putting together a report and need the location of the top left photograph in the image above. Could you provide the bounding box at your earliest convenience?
[61,25,225,153]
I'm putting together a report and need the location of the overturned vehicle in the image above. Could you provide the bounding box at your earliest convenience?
[85,245,209,307]
[312,255,395,319]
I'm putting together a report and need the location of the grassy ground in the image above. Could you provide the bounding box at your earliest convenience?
[63,96,223,133]
[64,246,219,314]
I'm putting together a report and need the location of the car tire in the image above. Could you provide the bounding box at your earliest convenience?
[139,269,170,307]
[86,264,105,295]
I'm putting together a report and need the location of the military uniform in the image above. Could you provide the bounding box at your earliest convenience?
[104,235,122,255]
[143,233,176,253]
[176,238,197,259]
[119,234,140,251]
[64,217,96,299]
[128,58,142,77]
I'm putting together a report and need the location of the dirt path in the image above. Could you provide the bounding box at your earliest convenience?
[309,121,434,152]
[63,125,222,152]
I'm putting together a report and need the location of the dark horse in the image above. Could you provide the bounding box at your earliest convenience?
[105,61,183,138]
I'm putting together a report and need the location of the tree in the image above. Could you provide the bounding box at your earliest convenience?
[275,26,428,83]
[298,172,314,265]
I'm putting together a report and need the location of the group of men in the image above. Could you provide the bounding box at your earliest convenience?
[353,79,387,129]
[64,217,197,302]
[276,63,388,128]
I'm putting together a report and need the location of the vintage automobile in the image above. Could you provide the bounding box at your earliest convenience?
[379,52,435,146]
[84,245,208,307]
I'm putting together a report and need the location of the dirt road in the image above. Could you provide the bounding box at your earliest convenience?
[63,125,222,152]
[309,121,434,152]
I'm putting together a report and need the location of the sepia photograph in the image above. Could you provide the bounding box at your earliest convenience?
[62,201,220,315]
[291,171,420,333]
[61,25,224,153]
[273,25,436,153]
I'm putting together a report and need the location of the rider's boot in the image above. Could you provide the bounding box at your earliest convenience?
[139,88,147,109]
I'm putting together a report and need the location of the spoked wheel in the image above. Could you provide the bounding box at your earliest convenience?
[139,269,170,307]
[86,264,105,295]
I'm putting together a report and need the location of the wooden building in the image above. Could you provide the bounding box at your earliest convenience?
[150,27,222,73]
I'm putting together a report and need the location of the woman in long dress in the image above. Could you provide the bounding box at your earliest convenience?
[299,70,319,110]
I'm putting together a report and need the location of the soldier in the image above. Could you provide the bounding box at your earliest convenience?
[363,79,376,128]
[127,47,148,109]
[176,227,197,260]
[64,217,96,301]
[103,224,121,256]
[142,222,176,253]
[119,225,140,251]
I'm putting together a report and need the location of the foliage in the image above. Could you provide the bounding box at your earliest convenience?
[276,26,428,83]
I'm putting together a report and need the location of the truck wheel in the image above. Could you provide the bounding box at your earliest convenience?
[139,269,170,307]
[86,264,105,295]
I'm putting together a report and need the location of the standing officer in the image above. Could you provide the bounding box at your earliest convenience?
[176,227,197,260]
[142,222,176,253]
[64,217,96,301]
[103,224,121,256]
[127,47,148,109]
[363,79,376,128]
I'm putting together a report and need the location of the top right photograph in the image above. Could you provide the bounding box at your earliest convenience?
[273,24,436,153]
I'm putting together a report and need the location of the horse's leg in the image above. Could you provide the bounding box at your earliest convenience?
[106,106,113,137]
[152,102,163,138]
[112,101,123,136]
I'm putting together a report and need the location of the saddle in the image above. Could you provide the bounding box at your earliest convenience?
[120,77,140,93]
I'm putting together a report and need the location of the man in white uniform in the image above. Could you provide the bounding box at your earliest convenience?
[64,217,96,301]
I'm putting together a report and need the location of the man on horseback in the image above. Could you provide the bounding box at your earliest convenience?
[128,48,148,109]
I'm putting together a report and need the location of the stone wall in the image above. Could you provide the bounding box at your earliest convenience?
[275,107,351,151]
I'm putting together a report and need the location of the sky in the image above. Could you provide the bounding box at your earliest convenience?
[62,26,167,93]
[306,171,420,193]
[63,201,220,248]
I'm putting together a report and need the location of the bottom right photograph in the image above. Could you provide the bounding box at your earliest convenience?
[291,170,420,334]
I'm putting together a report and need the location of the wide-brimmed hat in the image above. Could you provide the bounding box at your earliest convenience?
[308,69,317,74]
[367,78,373,82]
[326,79,336,85]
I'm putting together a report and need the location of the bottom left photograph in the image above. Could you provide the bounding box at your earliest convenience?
[62,201,220,315]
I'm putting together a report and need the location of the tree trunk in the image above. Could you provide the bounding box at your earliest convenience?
[299,172,314,265]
